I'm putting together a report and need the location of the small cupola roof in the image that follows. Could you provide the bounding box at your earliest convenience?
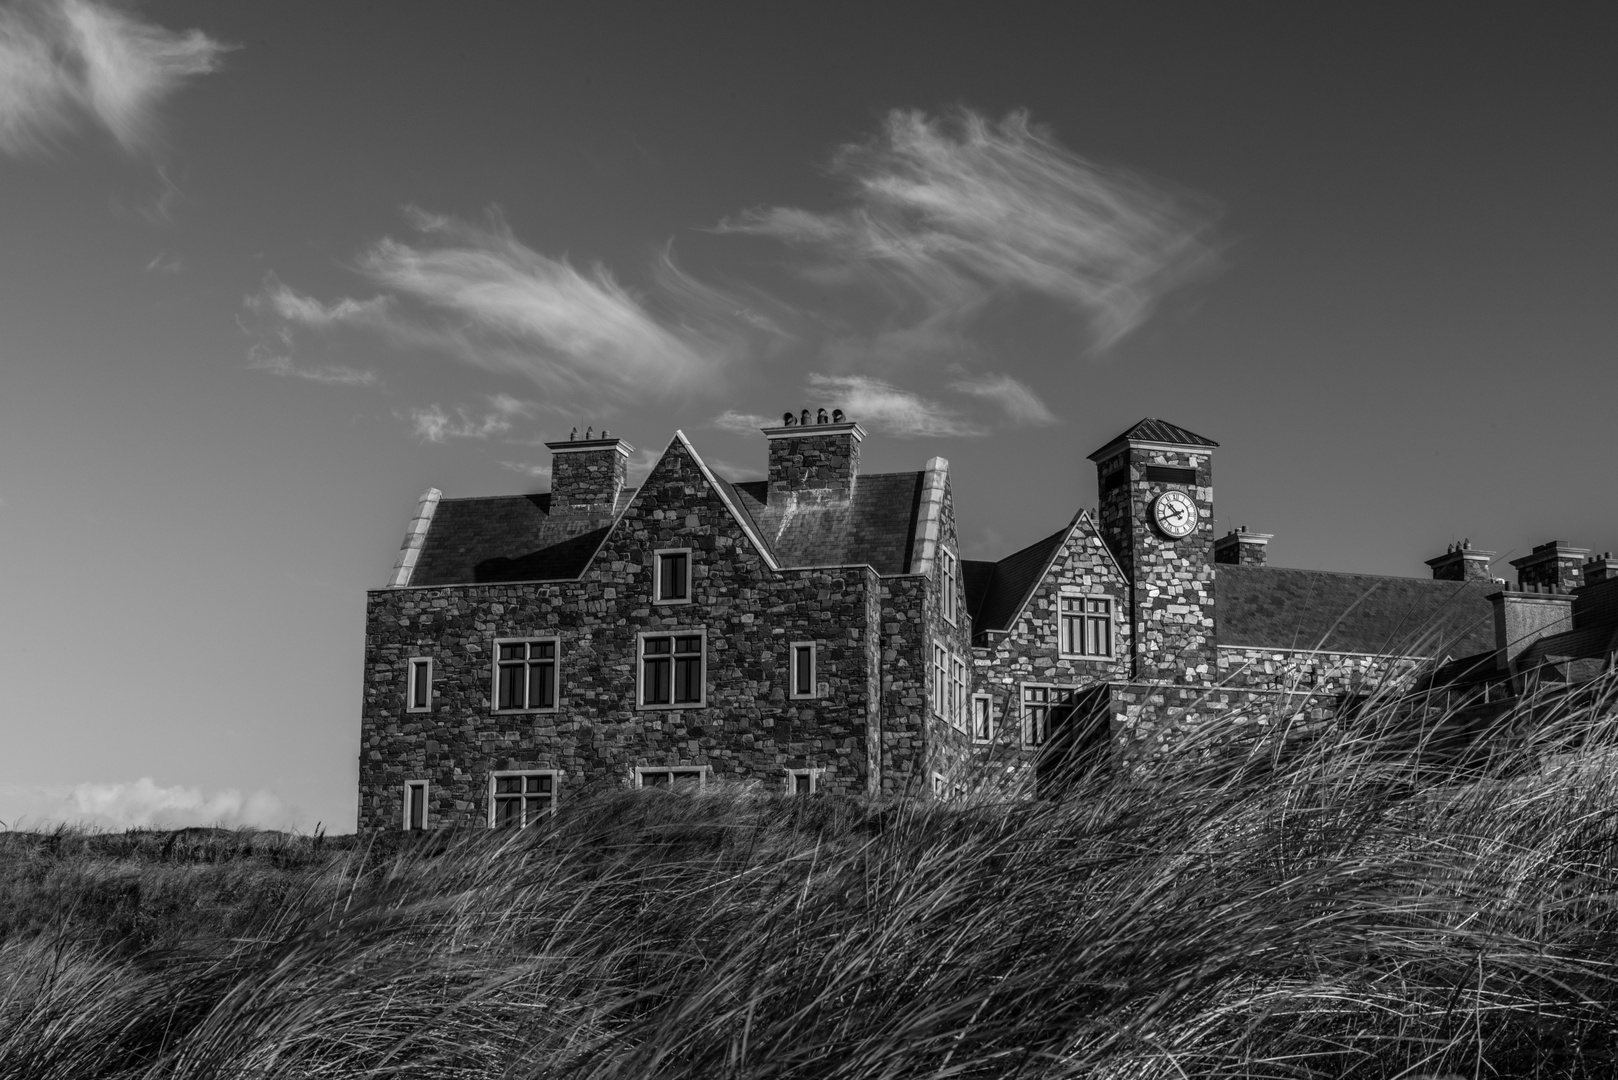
[1087,417,1219,460]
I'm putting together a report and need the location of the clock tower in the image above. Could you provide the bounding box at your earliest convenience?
[1088,419,1219,684]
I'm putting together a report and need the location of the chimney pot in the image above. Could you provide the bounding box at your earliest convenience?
[782,411,795,426]
[800,409,811,426]
[832,408,845,423]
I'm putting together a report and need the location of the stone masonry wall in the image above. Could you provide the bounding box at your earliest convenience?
[969,514,1133,790]
[1215,647,1424,696]
[358,439,881,830]
[877,575,928,797]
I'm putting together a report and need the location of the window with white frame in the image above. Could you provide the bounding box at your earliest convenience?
[785,768,818,794]
[406,657,433,712]
[1022,685,1077,748]
[939,548,959,625]
[493,638,558,712]
[489,771,556,827]
[403,780,428,831]
[932,772,948,797]
[971,693,994,743]
[639,631,705,707]
[653,548,692,604]
[932,643,948,719]
[789,642,817,699]
[950,655,968,732]
[1058,595,1113,658]
[636,766,707,790]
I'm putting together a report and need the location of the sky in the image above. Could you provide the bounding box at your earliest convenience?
[1,1,1615,831]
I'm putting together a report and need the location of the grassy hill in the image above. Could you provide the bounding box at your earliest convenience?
[5,679,1618,1078]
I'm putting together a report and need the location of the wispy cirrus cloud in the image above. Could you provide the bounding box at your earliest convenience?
[709,410,778,435]
[949,372,1057,425]
[807,373,983,439]
[721,108,1218,349]
[400,393,534,443]
[0,0,227,158]
[248,209,785,409]
[249,348,379,387]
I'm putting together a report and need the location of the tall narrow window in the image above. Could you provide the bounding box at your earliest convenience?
[1023,685,1052,748]
[951,656,968,732]
[971,693,993,743]
[494,639,558,711]
[1059,596,1113,658]
[654,549,692,604]
[640,632,705,707]
[940,549,958,625]
[403,780,428,831]
[932,643,949,719]
[490,771,556,827]
[407,657,432,712]
[790,642,816,699]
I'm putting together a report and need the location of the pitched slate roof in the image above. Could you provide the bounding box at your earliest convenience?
[964,525,1072,634]
[724,472,926,574]
[408,494,621,586]
[1088,417,1219,459]
[1215,564,1497,657]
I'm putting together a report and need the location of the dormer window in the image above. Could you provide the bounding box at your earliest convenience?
[939,548,959,625]
[654,548,692,605]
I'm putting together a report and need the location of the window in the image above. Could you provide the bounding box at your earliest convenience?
[790,642,817,699]
[971,693,994,743]
[493,638,557,712]
[653,548,692,604]
[932,643,949,719]
[1022,684,1076,748]
[939,549,959,625]
[406,657,432,712]
[932,772,948,797]
[785,768,818,794]
[639,631,706,707]
[403,780,428,831]
[636,766,707,790]
[489,771,557,827]
[951,656,969,732]
[1059,596,1113,658]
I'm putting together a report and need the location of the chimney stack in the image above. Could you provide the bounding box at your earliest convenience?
[1510,540,1590,592]
[762,410,864,502]
[1489,584,1575,671]
[1426,540,1496,582]
[543,432,633,515]
[1583,552,1618,586]
[1213,526,1273,566]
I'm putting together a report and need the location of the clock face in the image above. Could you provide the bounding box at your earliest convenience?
[1152,490,1198,539]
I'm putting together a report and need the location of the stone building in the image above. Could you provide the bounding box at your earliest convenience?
[359,416,1617,830]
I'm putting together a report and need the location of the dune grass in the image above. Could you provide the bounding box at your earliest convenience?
[5,676,1618,1077]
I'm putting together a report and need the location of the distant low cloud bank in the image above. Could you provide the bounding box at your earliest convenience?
[0,0,227,158]
[1,777,294,831]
